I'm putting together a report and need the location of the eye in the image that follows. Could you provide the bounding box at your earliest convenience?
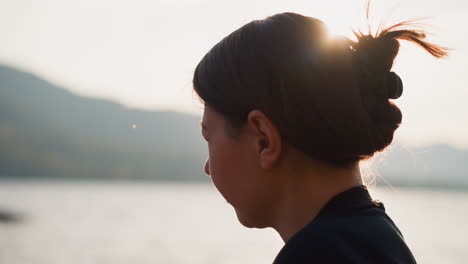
[202,131,209,142]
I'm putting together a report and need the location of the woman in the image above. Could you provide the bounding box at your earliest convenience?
[193,12,447,263]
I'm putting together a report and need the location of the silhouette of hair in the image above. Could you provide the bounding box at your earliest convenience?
[193,12,448,166]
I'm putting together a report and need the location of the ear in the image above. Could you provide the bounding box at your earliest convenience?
[246,110,282,169]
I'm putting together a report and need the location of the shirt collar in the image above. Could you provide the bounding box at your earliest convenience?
[315,185,383,219]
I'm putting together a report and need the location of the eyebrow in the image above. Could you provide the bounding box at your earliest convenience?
[199,121,207,130]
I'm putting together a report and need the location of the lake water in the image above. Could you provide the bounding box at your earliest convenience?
[0,180,467,264]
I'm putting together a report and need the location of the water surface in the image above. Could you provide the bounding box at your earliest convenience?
[0,180,466,264]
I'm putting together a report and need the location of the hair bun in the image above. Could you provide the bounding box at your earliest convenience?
[386,72,403,99]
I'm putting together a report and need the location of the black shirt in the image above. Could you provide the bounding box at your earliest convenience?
[273,185,416,264]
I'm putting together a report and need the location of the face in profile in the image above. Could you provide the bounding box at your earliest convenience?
[201,105,280,228]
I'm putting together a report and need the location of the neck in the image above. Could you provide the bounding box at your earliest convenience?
[270,161,363,243]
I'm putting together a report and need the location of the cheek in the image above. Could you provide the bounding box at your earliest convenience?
[207,142,236,192]
[208,140,249,202]
[208,140,269,210]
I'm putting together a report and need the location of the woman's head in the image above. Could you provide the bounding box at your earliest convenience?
[194,12,446,167]
[194,12,447,228]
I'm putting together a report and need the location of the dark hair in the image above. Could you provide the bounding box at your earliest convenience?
[193,12,448,166]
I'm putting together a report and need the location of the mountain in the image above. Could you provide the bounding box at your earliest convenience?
[0,64,466,187]
[376,144,468,188]
[0,64,208,180]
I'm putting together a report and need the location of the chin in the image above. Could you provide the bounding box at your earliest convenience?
[235,208,270,229]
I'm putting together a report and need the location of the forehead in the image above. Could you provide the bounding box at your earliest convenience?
[202,105,221,126]
[203,105,246,139]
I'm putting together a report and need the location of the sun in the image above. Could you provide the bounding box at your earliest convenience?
[324,18,369,42]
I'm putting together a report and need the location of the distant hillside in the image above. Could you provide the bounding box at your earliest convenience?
[0,64,207,180]
[376,144,468,188]
[0,64,466,187]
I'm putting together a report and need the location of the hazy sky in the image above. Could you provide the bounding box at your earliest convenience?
[0,0,467,148]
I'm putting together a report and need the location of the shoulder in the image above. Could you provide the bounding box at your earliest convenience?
[273,207,416,264]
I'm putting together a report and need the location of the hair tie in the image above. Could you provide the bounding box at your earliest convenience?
[386,72,403,99]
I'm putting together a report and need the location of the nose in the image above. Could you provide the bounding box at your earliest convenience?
[204,158,211,176]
